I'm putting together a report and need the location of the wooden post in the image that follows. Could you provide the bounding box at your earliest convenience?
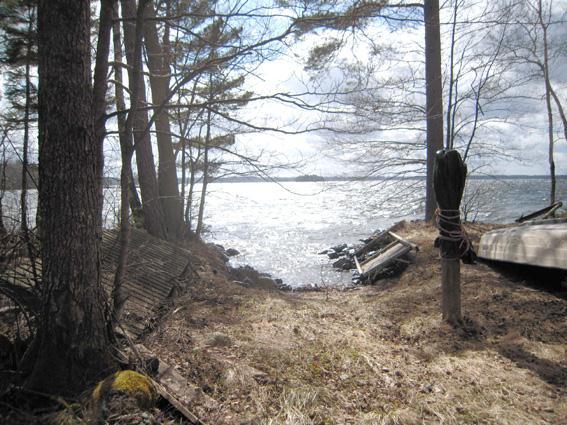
[441,258,461,324]
[434,149,467,325]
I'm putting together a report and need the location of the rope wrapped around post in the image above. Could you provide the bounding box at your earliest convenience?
[434,208,476,264]
[433,149,476,325]
[433,150,476,264]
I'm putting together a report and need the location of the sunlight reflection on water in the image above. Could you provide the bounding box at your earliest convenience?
[2,178,565,288]
[200,179,566,287]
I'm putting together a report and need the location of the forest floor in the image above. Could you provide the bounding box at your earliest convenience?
[143,221,567,425]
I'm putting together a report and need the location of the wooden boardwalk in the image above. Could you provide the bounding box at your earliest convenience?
[100,229,196,337]
[1,229,196,339]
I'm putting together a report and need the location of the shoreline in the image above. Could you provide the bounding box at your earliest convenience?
[1,221,565,423]
[142,220,566,423]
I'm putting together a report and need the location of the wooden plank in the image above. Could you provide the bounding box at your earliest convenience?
[387,231,418,251]
[152,374,204,424]
[354,230,389,257]
[354,256,363,274]
[362,240,399,263]
[359,242,411,277]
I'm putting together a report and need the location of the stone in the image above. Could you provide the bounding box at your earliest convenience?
[225,248,240,257]
[333,257,354,270]
[207,243,229,262]
[331,243,347,253]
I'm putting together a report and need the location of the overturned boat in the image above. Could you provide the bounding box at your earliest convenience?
[478,218,567,270]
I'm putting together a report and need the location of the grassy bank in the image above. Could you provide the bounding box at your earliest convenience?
[144,221,566,424]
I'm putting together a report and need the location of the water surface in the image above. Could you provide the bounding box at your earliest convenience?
[3,178,565,288]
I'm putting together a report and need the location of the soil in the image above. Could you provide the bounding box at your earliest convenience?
[142,220,567,424]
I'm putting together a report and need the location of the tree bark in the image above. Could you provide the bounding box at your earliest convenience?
[0,199,6,238]
[424,0,444,221]
[0,154,7,238]
[29,0,114,395]
[144,3,184,239]
[121,0,166,239]
[20,11,32,235]
[112,3,143,218]
[185,146,200,231]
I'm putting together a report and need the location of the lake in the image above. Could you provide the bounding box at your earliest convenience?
[200,178,566,287]
[3,177,566,288]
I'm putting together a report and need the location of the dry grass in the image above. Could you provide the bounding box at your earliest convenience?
[145,221,566,424]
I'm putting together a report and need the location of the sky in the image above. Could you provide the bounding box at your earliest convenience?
[226,0,567,177]
[1,0,566,178]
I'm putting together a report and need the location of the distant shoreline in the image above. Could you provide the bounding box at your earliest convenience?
[211,175,567,183]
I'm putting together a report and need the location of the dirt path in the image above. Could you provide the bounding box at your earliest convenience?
[145,221,566,424]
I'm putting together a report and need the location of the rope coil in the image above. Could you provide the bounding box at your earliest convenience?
[435,208,471,260]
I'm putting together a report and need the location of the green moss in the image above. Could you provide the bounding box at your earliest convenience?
[92,370,157,409]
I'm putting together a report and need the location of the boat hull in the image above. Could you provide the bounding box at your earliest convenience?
[478,221,567,270]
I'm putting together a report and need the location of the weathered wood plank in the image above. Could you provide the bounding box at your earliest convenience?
[359,243,411,277]
[354,256,363,274]
[354,230,389,257]
[388,231,419,251]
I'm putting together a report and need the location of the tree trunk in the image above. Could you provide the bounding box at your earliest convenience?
[93,0,114,230]
[424,0,444,221]
[144,3,184,239]
[29,0,114,395]
[445,0,458,150]
[538,0,556,205]
[20,13,32,236]
[0,157,7,238]
[0,199,6,238]
[185,148,199,231]
[196,113,212,237]
[20,7,38,281]
[112,3,143,219]
[0,143,6,238]
[113,0,149,324]
[121,0,166,239]
[181,139,186,209]
[549,85,567,145]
